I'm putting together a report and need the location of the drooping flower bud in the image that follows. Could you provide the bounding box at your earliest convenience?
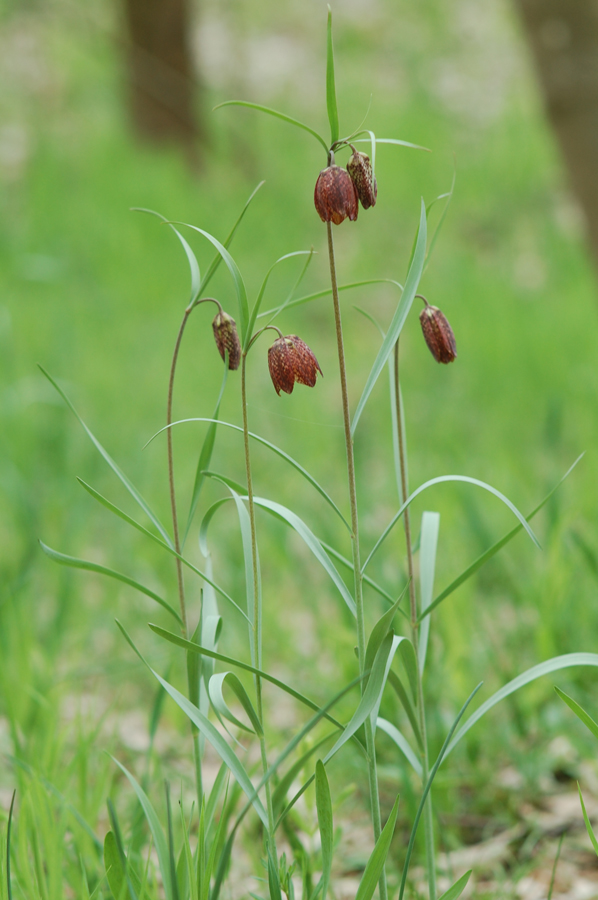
[314,166,358,225]
[347,149,377,209]
[419,301,457,364]
[268,335,323,395]
[212,311,241,370]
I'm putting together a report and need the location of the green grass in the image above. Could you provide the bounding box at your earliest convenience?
[2,0,598,896]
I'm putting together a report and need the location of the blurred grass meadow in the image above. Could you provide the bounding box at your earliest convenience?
[2,0,598,894]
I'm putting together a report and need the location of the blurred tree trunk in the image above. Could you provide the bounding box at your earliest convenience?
[514,0,598,266]
[123,0,201,157]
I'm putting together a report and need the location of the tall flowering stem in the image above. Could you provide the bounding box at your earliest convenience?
[394,340,436,900]
[326,220,387,900]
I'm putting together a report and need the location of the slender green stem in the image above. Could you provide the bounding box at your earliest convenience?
[394,340,436,900]
[241,351,278,864]
[326,221,387,900]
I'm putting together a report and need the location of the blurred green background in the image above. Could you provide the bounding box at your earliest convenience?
[2,0,598,890]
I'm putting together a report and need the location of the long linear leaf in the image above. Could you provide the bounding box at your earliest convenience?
[398,684,483,900]
[77,479,248,622]
[110,758,173,900]
[146,419,350,530]
[326,8,339,146]
[39,540,182,625]
[132,208,200,304]
[438,870,472,900]
[253,497,355,615]
[175,224,249,340]
[446,654,598,757]
[355,795,400,900]
[351,200,427,435]
[262,250,315,331]
[418,511,440,673]
[272,733,335,817]
[258,278,404,320]
[424,168,456,271]
[214,101,328,151]
[386,669,422,749]
[554,686,598,741]
[149,624,348,733]
[208,672,263,736]
[116,623,269,828]
[376,718,422,776]
[39,366,173,547]
[315,761,333,900]
[419,454,584,622]
[363,473,540,573]
[321,540,407,611]
[352,137,431,152]
[578,785,598,856]
[246,250,314,348]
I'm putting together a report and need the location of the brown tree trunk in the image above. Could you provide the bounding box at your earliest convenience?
[513,0,598,266]
[123,0,201,155]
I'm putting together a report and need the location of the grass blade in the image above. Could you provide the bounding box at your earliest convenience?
[363,473,539,573]
[247,250,314,348]
[446,654,598,757]
[578,785,598,856]
[352,136,431,152]
[214,101,328,152]
[39,540,182,625]
[258,278,404,319]
[355,795,400,900]
[376,718,422,776]
[326,7,339,146]
[315,761,333,900]
[424,168,456,272]
[437,870,472,900]
[418,511,440,673]
[6,791,15,900]
[351,200,427,435]
[132,208,200,304]
[420,454,584,621]
[208,672,263,736]
[321,540,406,611]
[555,686,598,740]
[39,366,173,547]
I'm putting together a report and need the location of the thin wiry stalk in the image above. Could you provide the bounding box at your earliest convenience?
[326,220,387,900]
[394,340,436,900]
[241,350,278,865]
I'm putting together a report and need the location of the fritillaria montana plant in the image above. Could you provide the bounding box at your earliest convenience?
[38,9,594,900]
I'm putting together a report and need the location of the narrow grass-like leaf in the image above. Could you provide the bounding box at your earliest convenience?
[351,200,427,435]
[110,758,172,900]
[326,8,339,146]
[183,364,228,545]
[446,654,598,757]
[6,790,15,900]
[164,784,180,900]
[227,487,259,658]
[377,718,422,776]
[146,419,350,530]
[364,589,408,676]
[267,845,283,900]
[76,479,248,622]
[548,835,564,900]
[321,540,406,611]
[116,622,269,827]
[386,670,422,750]
[398,684,483,900]
[178,804,197,900]
[198,180,265,298]
[104,831,141,900]
[258,278,404,319]
[352,137,431,152]
[397,638,418,701]
[272,734,335,817]
[363,473,539,573]
[149,624,348,733]
[208,672,263,736]
[323,634,393,762]
[555,686,598,741]
[420,455,583,622]
[418,512,440,673]
[578,785,598,856]
[424,169,456,272]
[262,250,315,332]
[214,101,328,151]
[132,208,200,304]
[315,761,333,900]
[246,250,314,348]
[39,366,173,547]
[437,870,472,900]
[39,541,182,625]
[106,803,140,900]
[176,224,249,340]
[253,497,355,615]
[355,794,400,900]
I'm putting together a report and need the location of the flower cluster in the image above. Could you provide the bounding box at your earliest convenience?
[314,149,376,225]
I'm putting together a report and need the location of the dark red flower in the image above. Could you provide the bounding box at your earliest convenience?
[212,311,241,370]
[268,335,323,395]
[419,303,457,364]
[314,166,358,225]
[347,149,377,209]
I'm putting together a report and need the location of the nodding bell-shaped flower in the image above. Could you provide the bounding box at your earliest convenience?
[268,335,323,395]
[212,311,241,370]
[419,299,457,364]
[347,149,377,209]
[314,165,358,225]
